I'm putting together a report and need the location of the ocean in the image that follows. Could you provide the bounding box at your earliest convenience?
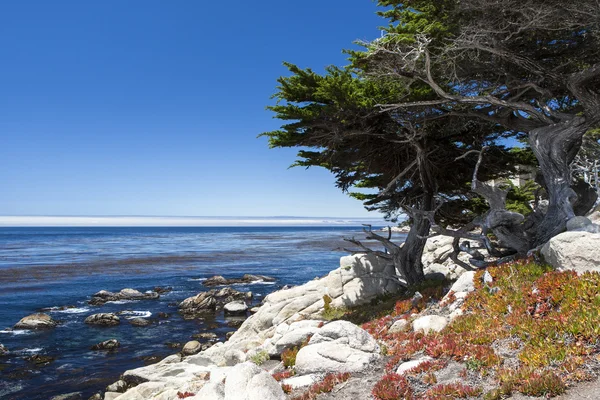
[0,225,394,399]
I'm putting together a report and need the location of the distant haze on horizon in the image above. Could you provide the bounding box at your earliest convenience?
[0,215,388,227]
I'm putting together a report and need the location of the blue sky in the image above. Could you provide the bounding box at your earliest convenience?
[0,1,384,218]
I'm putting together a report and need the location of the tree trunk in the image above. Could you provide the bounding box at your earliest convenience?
[529,117,589,245]
[393,191,434,285]
[394,211,430,285]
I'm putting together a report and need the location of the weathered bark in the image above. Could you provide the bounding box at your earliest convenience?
[393,194,433,285]
[529,117,590,245]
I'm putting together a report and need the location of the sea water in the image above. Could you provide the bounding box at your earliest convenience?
[0,225,394,399]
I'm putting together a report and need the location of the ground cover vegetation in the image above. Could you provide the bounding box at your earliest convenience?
[263,0,600,286]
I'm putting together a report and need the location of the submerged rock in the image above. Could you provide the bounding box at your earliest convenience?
[14,313,57,330]
[88,288,159,306]
[90,339,120,351]
[84,313,120,326]
[129,317,151,327]
[0,343,8,356]
[26,354,55,366]
[203,274,275,287]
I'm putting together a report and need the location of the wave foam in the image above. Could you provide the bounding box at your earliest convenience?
[120,310,152,319]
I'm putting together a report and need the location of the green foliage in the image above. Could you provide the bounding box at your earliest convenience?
[321,294,347,321]
[281,347,298,368]
[505,180,539,216]
[249,350,270,366]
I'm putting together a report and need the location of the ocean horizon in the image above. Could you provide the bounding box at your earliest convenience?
[0,215,388,227]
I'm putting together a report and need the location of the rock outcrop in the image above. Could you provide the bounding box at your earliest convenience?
[84,313,120,326]
[294,320,380,375]
[179,288,252,318]
[89,289,160,306]
[91,339,120,351]
[111,253,396,400]
[203,274,275,287]
[14,313,57,330]
[0,343,8,356]
[542,231,600,273]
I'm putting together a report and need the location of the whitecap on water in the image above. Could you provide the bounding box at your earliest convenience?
[187,278,207,281]
[119,310,152,319]
[53,307,90,314]
[107,300,137,304]
[18,348,43,354]
[0,329,32,336]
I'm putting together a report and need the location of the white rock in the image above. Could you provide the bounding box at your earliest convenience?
[192,382,224,400]
[295,321,380,375]
[483,270,493,284]
[224,301,249,315]
[224,349,246,366]
[397,357,433,375]
[448,271,476,294]
[182,341,202,356]
[14,313,57,330]
[388,319,409,334]
[223,362,285,400]
[541,231,600,273]
[282,374,320,389]
[106,380,127,393]
[412,315,448,334]
[104,393,121,400]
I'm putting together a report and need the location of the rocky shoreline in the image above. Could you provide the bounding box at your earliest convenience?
[4,214,600,400]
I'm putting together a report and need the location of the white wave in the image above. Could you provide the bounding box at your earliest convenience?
[120,310,152,319]
[19,347,43,354]
[53,307,90,314]
[107,300,137,304]
[0,329,32,335]
[187,278,207,281]
[232,281,277,286]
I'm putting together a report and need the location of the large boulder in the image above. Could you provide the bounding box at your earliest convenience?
[223,362,285,400]
[229,253,400,344]
[294,321,380,375]
[84,313,120,326]
[179,292,218,316]
[541,231,600,273]
[14,313,57,330]
[260,320,322,356]
[89,288,159,306]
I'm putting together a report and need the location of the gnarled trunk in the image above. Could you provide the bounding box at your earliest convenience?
[529,117,589,245]
[394,196,433,285]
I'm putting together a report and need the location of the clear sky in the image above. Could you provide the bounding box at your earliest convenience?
[0,1,385,218]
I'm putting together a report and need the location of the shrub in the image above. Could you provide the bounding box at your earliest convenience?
[372,373,413,400]
[249,350,269,365]
[282,347,299,368]
[291,373,351,400]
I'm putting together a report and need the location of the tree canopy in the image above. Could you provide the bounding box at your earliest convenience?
[263,0,600,285]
